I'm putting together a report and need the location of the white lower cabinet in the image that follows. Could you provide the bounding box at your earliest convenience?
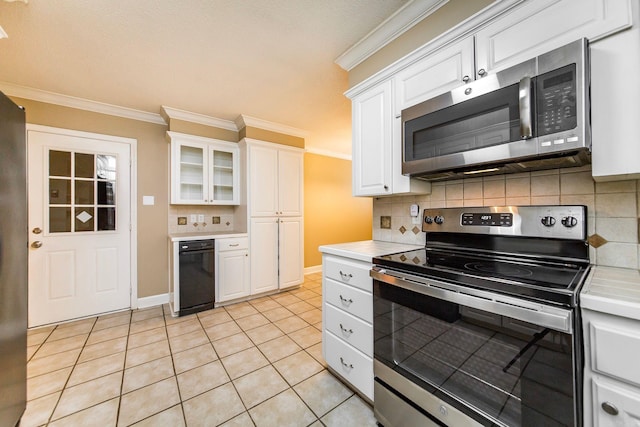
[583,307,640,426]
[322,254,374,401]
[216,237,249,303]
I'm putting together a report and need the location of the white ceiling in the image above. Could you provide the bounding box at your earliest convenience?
[0,0,410,155]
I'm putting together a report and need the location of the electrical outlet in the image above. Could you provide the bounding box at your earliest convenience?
[197,214,205,223]
[190,214,197,223]
[177,217,187,225]
[212,216,221,224]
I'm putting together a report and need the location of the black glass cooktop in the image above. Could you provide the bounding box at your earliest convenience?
[373,248,590,306]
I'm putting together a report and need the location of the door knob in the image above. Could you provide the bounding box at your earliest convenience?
[32,227,42,234]
[31,241,43,249]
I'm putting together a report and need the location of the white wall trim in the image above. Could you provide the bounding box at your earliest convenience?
[335,0,449,71]
[160,105,238,131]
[1,81,165,125]
[137,293,169,309]
[235,114,309,139]
[304,265,322,275]
[305,146,352,161]
[344,0,524,99]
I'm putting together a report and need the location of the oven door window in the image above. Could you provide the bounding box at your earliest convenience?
[374,280,574,427]
[404,83,521,163]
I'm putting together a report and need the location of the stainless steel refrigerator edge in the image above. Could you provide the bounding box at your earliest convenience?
[0,91,27,426]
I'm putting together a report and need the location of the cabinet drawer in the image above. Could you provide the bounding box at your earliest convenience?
[325,278,372,323]
[324,330,373,400]
[592,378,640,426]
[324,256,371,292]
[590,321,640,387]
[217,237,249,252]
[325,304,372,356]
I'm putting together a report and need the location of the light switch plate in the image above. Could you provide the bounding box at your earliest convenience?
[190,214,197,223]
[197,214,205,223]
[142,195,155,206]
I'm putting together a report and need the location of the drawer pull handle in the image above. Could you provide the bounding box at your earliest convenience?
[339,271,353,280]
[602,402,619,416]
[339,295,353,304]
[229,243,239,247]
[339,323,353,334]
[340,357,353,369]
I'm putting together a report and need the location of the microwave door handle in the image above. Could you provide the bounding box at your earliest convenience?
[519,76,533,139]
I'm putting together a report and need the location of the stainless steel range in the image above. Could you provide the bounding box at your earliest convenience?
[371,206,590,427]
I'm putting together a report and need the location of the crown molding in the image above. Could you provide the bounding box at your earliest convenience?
[335,0,449,71]
[160,106,238,131]
[235,114,308,139]
[305,146,352,161]
[0,81,165,124]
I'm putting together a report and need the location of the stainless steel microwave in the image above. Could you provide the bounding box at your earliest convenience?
[402,38,591,181]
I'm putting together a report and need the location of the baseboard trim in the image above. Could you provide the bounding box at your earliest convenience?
[137,293,169,309]
[304,265,322,275]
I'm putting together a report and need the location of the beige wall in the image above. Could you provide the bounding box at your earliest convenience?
[349,0,493,87]
[304,153,372,267]
[12,97,169,298]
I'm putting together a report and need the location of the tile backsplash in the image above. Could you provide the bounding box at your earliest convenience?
[373,166,640,270]
[169,205,237,234]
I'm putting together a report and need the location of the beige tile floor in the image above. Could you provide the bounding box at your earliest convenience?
[21,273,378,427]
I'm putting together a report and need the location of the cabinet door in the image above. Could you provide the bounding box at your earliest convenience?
[475,0,632,75]
[352,80,393,196]
[592,378,640,427]
[278,150,303,216]
[250,217,279,294]
[394,37,475,114]
[217,250,249,302]
[209,144,240,205]
[279,217,303,290]
[249,144,278,216]
[172,140,208,204]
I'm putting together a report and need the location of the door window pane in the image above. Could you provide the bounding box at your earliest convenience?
[49,151,71,177]
[98,207,116,231]
[97,181,115,205]
[75,153,94,178]
[50,207,71,232]
[49,179,71,204]
[97,155,116,180]
[75,208,94,232]
[75,181,94,205]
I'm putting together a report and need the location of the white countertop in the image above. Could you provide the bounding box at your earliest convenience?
[318,240,423,263]
[169,231,247,242]
[581,266,640,321]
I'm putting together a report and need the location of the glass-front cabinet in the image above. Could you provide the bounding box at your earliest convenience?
[169,132,240,205]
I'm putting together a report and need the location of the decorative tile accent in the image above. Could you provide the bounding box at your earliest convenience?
[588,234,608,248]
[177,217,187,225]
[412,226,420,234]
[399,226,406,234]
[212,216,220,224]
[380,216,391,229]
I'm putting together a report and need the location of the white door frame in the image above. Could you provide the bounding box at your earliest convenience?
[26,124,139,311]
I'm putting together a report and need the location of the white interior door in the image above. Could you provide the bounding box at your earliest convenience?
[28,127,132,327]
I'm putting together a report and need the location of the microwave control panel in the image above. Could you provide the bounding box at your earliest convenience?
[536,64,577,136]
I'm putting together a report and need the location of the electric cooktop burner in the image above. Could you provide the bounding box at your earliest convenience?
[463,261,534,278]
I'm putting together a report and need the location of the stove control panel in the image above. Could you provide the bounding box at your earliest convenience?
[422,206,587,240]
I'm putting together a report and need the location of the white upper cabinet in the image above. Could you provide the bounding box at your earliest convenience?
[352,81,393,197]
[248,141,303,217]
[394,37,475,115]
[169,132,240,205]
[475,0,632,75]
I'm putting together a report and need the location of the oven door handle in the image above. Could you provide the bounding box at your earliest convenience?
[371,267,572,334]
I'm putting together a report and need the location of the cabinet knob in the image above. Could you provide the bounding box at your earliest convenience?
[340,357,353,369]
[339,270,353,281]
[462,75,470,83]
[339,295,353,305]
[339,323,353,334]
[478,68,487,77]
[601,402,619,416]
[383,185,389,191]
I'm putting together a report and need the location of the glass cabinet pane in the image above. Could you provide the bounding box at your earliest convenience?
[75,207,95,232]
[98,207,116,231]
[49,179,71,204]
[75,153,95,178]
[50,207,71,232]
[49,151,71,177]
[75,181,94,204]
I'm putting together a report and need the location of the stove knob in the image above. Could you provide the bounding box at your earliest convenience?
[434,215,444,225]
[424,216,433,224]
[562,216,578,228]
[541,216,556,227]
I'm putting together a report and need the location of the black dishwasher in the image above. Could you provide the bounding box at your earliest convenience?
[178,239,215,316]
